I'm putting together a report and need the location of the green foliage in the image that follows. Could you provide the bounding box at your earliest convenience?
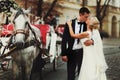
[0,0,19,16]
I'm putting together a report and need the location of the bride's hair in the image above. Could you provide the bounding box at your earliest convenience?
[89,17,100,29]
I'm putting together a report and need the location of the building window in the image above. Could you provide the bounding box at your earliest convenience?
[81,0,88,6]
[76,0,80,2]
[112,0,115,5]
[67,0,73,2]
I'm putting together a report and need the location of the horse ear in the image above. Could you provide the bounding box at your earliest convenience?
[23,7,31,14]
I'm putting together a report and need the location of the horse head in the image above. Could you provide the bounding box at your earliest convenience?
[11,8,31,48]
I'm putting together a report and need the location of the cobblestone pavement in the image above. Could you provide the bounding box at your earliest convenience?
[103,38,120,80]
[106,52,120,80]
[0,38,120,80]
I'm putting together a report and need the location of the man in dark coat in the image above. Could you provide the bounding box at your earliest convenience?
[61,7,94,80]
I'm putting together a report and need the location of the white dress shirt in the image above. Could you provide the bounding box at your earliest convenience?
[72,20,84,50]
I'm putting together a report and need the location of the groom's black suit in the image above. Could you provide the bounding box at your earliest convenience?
[61,18,87,80]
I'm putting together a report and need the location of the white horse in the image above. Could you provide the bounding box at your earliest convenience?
[8,8,44,80]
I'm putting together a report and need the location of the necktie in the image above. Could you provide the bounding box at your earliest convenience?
[77,22,83,44]
[78,22,83,24]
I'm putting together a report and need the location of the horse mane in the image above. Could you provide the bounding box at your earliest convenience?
[13,8,25,22]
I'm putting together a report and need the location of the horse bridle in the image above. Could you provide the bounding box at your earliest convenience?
[13,26,29,37]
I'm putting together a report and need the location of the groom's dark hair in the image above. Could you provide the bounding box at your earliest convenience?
[79,7,90,15]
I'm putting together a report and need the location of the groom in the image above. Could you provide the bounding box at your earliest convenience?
[61,7,94,80]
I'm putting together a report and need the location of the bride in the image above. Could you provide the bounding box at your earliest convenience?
[67,17,108,80]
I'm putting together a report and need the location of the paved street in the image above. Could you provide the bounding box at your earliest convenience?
[106,51,120,80]
[0,38,120,80]
[103,38,120,80]
[42,37,120,80]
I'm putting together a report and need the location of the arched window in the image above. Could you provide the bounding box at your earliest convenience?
[111,16,117,37]
[81,0,88,6]
[112,0,115,5]
[76,0,80,3]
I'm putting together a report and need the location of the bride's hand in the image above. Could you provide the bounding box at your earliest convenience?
[80,32,89,38]
[67,21,72,28]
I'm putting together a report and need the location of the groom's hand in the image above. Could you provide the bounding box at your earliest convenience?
[84,40,94,46]
[62,56,68,62]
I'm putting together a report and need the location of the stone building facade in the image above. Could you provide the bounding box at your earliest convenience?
[15,0,120,38]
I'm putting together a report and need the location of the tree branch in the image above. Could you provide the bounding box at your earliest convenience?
[37,0,43,17]
[43,0,58,21]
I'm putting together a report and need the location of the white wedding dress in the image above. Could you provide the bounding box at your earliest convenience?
[78,29,108,80]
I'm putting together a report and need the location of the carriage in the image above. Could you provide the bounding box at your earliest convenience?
[0,8,64,80]
[0,23,63,68]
